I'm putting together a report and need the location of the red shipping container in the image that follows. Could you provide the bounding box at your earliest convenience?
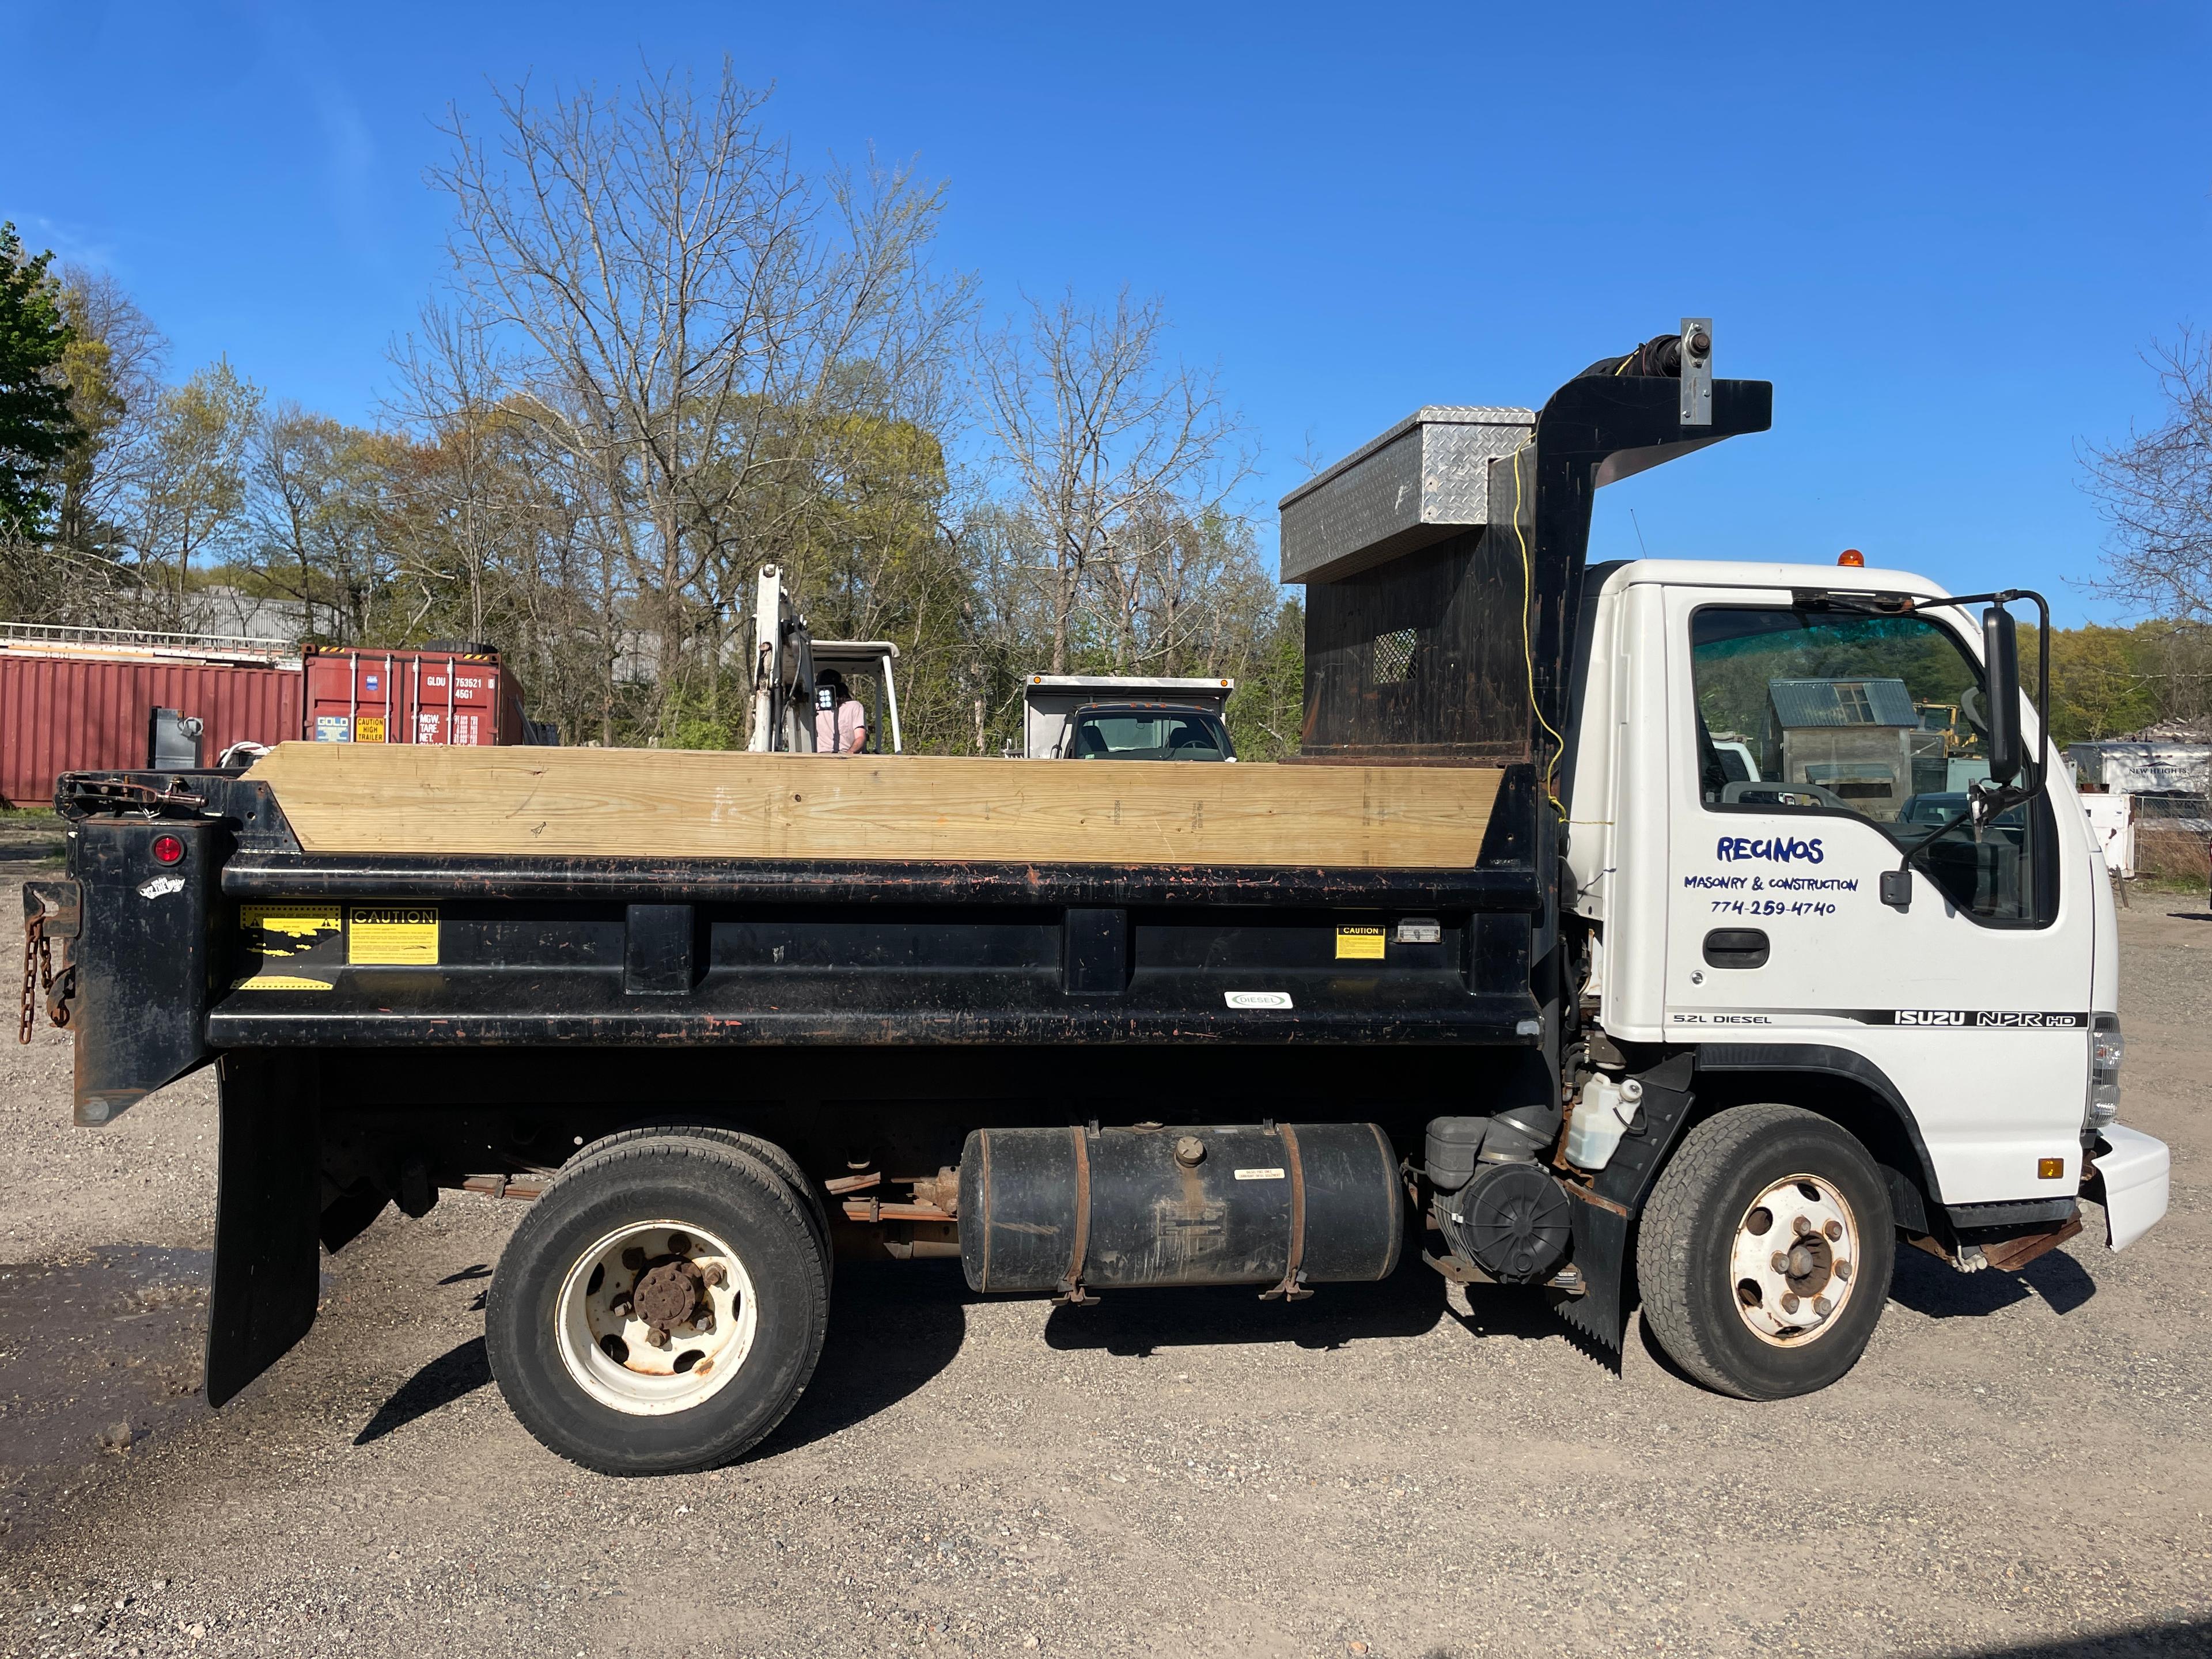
[0,649,301,808]
[301,646,533,748]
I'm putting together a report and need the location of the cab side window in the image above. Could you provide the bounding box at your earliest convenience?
[1690,605,2053,926]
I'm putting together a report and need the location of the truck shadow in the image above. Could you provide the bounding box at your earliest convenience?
[355,1336,493,1445]
[755,1259,971,1456]
[1937,1616,2212,1657]
[1885,1242,2099,1319]
[357,1259,978,1457]
[1040,1258,1471,1358]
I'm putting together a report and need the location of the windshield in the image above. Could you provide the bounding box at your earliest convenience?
[1065,710,1233,761]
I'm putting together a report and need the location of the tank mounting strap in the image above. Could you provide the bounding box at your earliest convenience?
[1054,1126,1099,1306]
[1260,1123,1315,1302]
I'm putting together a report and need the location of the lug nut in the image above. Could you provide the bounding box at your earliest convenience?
[1792,1214,1812,1236]
[644,1327,671,1349]
[1835,1260,1852,1282]
[1780,1293,1800,1314]
[700,1262,728,1288]
[695,1312,716,1335]
[622,1247,648,1272]
[1824,1220,1843,1241]
[610,1295,633,1317]
[1813,1296,1832,1317]
[1770,1252,1790,1275]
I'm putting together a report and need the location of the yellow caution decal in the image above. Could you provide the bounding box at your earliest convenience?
[348,904,440,965]
[241,903,341,949]
[1335,926,1385,961]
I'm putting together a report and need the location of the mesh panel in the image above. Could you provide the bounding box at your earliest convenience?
[1373,628,1417,683]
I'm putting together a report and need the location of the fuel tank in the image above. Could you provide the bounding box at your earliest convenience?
[957,1122,1403,1296]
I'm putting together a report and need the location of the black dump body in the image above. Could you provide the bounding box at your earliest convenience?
[48,763,1550,1120]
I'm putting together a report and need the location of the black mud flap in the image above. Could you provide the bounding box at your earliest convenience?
[206,1051,323,1407]
[1556,1052,1698,1353]
[67,817,226,1126]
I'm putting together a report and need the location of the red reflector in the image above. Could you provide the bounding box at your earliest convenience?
[1838,548,1866,567]
[151,835,185,865]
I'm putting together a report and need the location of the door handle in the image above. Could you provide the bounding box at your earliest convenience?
[1702,928,1770,969]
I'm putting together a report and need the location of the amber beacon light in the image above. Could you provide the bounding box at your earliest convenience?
[1837,548,1865,567]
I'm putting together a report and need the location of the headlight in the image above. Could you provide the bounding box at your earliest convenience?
[2088,1015,2123,1130]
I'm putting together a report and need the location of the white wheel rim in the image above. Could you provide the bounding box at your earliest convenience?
[554,1221,759,1415]
[1727,1175,1861,1347]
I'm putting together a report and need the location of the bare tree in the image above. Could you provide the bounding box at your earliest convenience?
[426,59,969,739]
[246,407,399,643]
[974,287,1250,673]
[385,306,528,644]
[2085,328,2212,620]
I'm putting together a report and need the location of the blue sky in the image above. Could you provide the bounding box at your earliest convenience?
[5,1,2208,623]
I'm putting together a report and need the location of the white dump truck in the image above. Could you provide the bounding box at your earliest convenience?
[26,323,2168,1476]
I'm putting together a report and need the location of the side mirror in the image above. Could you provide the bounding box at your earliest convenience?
[1982,605,2022,787]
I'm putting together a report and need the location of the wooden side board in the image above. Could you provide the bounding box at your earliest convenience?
[244,744,1504,869]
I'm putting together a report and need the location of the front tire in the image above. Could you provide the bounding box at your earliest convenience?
[1637,1104,1895,1400]
[486,1131,830,1475]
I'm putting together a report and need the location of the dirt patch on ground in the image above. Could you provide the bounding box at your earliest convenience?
[0,1248,212,1544]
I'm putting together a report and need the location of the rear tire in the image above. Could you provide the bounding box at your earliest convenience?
[594,1122,832,1283]
[486,1131,829,1475]
[1637,1104,1894,1400]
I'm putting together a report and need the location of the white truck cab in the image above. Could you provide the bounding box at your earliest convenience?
[1566,557,2169,1250]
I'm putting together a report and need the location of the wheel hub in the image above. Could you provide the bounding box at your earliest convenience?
[1728,1176,1859,1346]
[554,1221,758,1415]
[632,1259,703,1331]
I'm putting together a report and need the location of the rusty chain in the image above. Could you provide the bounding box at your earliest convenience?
[18,914,50,1045]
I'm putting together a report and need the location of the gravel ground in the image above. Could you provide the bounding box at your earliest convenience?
[0,859,2206,1658]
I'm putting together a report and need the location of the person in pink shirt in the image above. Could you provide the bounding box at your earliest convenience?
[813,670,868,754]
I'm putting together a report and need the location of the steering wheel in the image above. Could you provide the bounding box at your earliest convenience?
[1719,780,1852,811]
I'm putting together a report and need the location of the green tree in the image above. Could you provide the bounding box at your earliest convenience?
[0,224,79,538]
[129,360,262,623]
[1225,596,1306,763]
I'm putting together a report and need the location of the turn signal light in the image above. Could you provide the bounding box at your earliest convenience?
[150,834,185,865]
[2037,1157,2064,1180]
[1838,549,1865,567]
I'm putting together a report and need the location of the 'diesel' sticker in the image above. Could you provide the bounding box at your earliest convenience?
[1224,991,1293,1010]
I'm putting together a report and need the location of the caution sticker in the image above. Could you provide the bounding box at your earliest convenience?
[353,715,387,743]
[1335,926,1385,960]
[236,904,343,990]
[349,904,440,965]
[242,903,342,945]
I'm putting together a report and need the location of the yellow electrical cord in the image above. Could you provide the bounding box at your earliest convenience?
[1510,439,1567,818]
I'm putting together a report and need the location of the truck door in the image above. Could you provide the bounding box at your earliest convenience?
[1656,584,2093,1207]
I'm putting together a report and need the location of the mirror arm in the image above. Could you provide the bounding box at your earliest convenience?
[1908,587,2054,802]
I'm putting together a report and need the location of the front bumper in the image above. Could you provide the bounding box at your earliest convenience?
[2086,1124,2171,1251]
